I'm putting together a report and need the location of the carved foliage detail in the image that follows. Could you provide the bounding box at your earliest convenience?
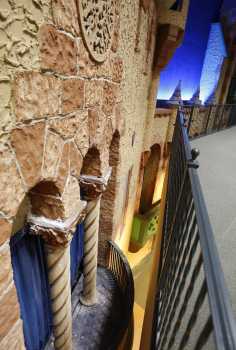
[78,0,115,62]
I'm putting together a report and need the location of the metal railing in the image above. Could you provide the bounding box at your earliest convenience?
[182,104,236,139]
[107,240,134,349]
[150,112,236,350]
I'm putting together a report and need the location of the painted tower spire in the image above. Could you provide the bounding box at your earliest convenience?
[169,80,183,104]
[190,87,202,105]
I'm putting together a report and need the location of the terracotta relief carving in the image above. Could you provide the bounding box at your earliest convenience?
[77,0,116,62]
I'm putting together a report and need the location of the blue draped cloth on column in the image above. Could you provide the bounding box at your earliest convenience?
[10,222,84,350]
[10,227,52,350]
[70,223,84,288]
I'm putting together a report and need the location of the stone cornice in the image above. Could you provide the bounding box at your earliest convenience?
[79,167,112,201]
[27,200,87,246]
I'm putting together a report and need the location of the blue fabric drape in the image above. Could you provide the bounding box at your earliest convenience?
[10,227,52,350]
[70,223,84,287]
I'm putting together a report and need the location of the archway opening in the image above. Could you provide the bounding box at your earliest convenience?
[81,147,102,176]
[9,179,85,350]
[99,131,120,265]
[129,144,161,254]
[10,180,61,350]
[139,144,161,214]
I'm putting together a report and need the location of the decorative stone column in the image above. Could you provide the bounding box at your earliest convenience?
[28,203,86,350]
[79,168,111,306]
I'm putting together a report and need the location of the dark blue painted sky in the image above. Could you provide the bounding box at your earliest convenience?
[222,0,236,12]
[157,0,224,100]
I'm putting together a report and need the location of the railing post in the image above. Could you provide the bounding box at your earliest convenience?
[187,105,195,134]
[217,105,225,131]
[204,105,212,134]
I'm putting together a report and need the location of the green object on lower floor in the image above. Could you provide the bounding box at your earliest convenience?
[131,200,161,248]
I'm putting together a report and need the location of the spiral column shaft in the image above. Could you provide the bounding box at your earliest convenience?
[45,244,72,350]
[80,197,101,306]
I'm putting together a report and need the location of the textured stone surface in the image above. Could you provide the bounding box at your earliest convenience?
[0,219,12,246]
[77,39,112,79]
[14,72,61,122]
[88,109,106,147]
[81,146,101,176]
[105,118,114,148]
[77,0,116,62]
[52,0,80,35]
[99,132,120,264]
[111,57,123,83]
[49,115,80,139]
[112,103,125,136]
[43,131,64,180]
[102,82,118,116]
[99,146,110,176]
[40,24,77,75]
[0,284,20,342]
[0,320,25,350]
[85,80,103,108]
[141,0,151,11]
[0,146,25,217]
[11,123,45,188]
[74,110,89,156]
[56,142,70,193]
[77,38,96,78]
[0,1,50,77]
[30,192,65,220]
[0,245,12,296]
[62,176,81,218]
[70,141,83,178]
[62,79,84,113]
[111,14,120,53]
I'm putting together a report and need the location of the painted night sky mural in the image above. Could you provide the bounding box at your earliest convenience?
[157,0,234,102]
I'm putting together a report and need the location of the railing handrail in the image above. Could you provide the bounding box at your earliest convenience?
[184,103,236,107]
[149,110,236,350]
[179,112,236,349]
[182,103,236,139]
[107,240,134,349]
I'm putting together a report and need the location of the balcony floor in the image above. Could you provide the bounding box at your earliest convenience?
[46,267,123,350]
[191,126,236,316]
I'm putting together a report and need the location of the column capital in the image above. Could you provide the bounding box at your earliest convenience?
[79,167,112,201]
[27,201,86,247]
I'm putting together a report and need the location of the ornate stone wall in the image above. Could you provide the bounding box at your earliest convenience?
[0,0,123,347]
[0,0,188,347]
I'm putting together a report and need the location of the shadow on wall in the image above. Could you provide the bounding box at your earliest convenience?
[99,131,120,265]
[139,144,161,215]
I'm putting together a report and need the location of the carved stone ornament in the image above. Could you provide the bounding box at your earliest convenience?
[28,201,87,246]
[78,0,116,62]
[79,167,112,200]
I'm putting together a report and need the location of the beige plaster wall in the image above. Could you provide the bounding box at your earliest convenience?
[114,0,159,253]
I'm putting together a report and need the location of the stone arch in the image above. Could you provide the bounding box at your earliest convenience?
[99,131,121,265]
[6,123,83,225]
[81,146,102,177]
[139,143,161,214]
[5,177,67,350]
[11,180,63,237]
